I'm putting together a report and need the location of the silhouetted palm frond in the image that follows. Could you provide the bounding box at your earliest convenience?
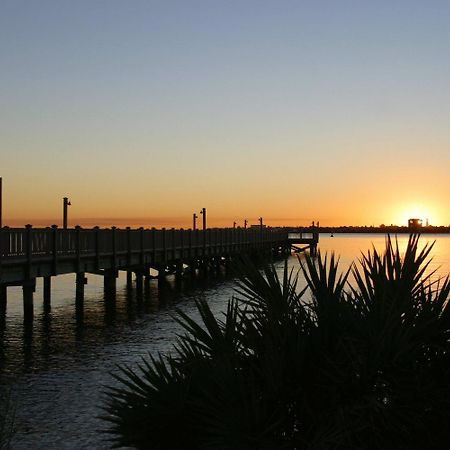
[103,235,450,449]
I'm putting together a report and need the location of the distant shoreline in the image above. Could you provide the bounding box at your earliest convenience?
[315,226,450,234]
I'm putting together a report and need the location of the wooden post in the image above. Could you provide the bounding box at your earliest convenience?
[180,228,184,261]
[188,228,192,259]
[0,285,6,312]
[23,279,35,319]
[200,258,208,279]
[151,228,156,264]
[126,226,131,267]
[94,226,100,270]
[202,227,206,256]
[140,227,145,266]
[75,225,81,273]
[189,258,197,279]
[195,228,199,258]
[126,270,133,287]
[193,213,198,231]
[76,272,86,303]
[135,271,143,294]
[171,228,176,260]
[259,217,263,250]
[43,276,51,309]
[104,269,117,297]
[25,224,33,280]
[51,225,58,275]
[111,226,117,270]
[144,270,151,295]
[162,228,166,262]
[175,260,183,279]
[157,264,165,286]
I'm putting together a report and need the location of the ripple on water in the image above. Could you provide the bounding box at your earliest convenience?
[1,267,258,449]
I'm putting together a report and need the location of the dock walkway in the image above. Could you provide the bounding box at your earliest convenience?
[0,225,318,318]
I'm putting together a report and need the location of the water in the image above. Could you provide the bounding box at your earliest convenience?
[1,233,450,449]
[318,233,450,280]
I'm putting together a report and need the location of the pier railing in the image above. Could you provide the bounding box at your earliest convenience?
[0,226,319,288]
[0,226,289,262]
[287,232,315,240]
[0,226,319,315]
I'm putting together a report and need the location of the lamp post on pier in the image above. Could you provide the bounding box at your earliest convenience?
[200,207,207,230]
[193,213,198,230]
[63,197,71,229]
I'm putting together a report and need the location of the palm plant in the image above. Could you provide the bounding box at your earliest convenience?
[103,235,450,449]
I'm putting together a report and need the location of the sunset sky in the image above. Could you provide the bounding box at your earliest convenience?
[1,1,450,228]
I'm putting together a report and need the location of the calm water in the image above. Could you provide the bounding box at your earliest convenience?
[1,234,450,449]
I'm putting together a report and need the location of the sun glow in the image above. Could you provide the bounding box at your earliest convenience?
[396,203,441,227]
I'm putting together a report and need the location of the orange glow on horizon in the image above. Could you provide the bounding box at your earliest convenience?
[2,177,449,229]
[390,202,444,228]
[4,216,318,229]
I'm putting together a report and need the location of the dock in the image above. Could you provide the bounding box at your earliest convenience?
[0,225,319,318]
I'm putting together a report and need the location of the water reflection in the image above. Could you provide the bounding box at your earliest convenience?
[1,234,449,448]
[0,267,247,447]
[0,269,233,376]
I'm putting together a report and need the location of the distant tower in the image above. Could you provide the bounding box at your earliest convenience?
[426,218,429,227]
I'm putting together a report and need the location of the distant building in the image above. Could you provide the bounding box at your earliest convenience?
[408,218,423,229]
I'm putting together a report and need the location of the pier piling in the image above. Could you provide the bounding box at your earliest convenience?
[43,276,51,310]
[104,269,117,298]
[126,271,133,288]
[157,265,166,289]
[135,271,143,293]
[76,272,86,303]
[0,285,6,312]
[0,225,318,319]
[175,261,183,279]
[23,279,35,319]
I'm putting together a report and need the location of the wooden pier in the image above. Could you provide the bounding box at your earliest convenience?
[0,225,318,318]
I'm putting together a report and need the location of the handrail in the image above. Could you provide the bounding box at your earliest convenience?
[0,226,298,260]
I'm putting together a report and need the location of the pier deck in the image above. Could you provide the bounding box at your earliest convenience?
[0,225,319,317]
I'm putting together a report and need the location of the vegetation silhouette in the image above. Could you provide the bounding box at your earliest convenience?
[103,235,450,449]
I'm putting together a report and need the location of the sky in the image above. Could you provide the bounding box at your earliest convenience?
[1,0,450,228]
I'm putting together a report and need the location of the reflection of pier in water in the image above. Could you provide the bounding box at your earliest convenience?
[0,275,212,374]
[0,226,319,320]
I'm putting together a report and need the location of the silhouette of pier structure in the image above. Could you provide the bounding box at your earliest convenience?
[0,225,319,319]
